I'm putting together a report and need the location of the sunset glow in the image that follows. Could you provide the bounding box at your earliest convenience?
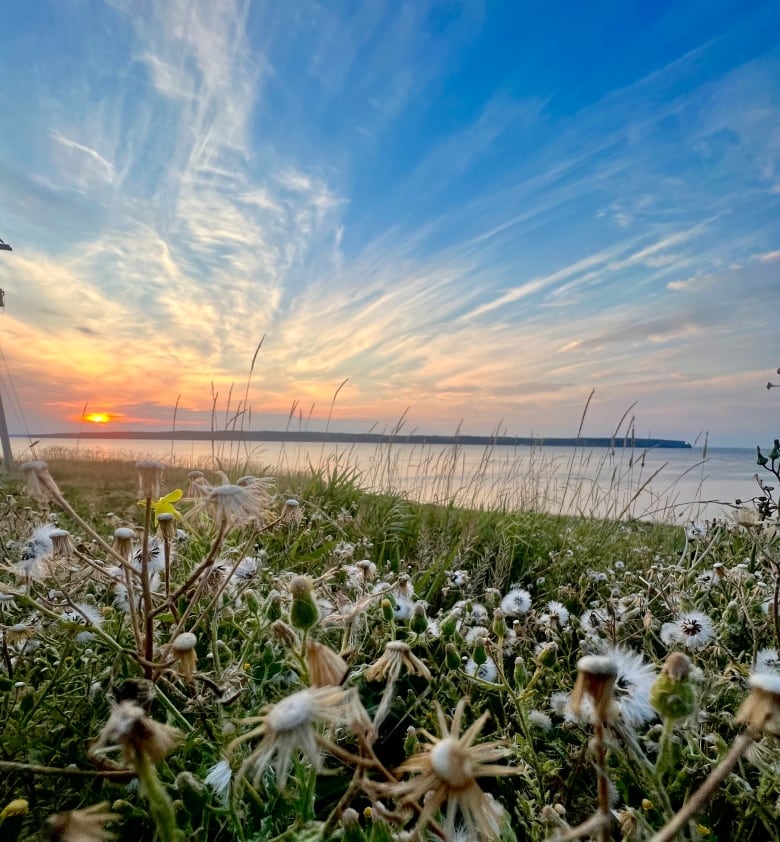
[84,413,113,424]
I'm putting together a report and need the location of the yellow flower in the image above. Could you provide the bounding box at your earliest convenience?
[139,489,183,524]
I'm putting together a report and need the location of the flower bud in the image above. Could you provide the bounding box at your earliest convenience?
[445,643,461,671]
[381,598,395,623]
[650,653,696,721]
[289,576,319,631]
[410,603,428,635]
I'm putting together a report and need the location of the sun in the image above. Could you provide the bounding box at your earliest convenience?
[84,412,113,424]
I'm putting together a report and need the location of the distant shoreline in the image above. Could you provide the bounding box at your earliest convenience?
[21,430,693,449]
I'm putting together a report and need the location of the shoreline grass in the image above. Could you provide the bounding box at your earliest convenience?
[0,454,778,841]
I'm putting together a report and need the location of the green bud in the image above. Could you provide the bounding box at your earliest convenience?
[403,725,418,756]
[445,643,461,671]
[175,771,206,822]
[440,612,458,640]
[244,590,259,613]
[381,598,395,623]
[650,653,697,720]
[410,603,428,635]
[289,577,319,631]
[492,608,507,639]
[473,641,488,666]
[513,656,527,687]
[265,590,282,622]
[536,641,558,667]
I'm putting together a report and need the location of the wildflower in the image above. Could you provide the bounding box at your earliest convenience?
[147,489,183,524]
[132,537,166,576]
[448,569,470,587]
[233,555,261,582]
[203,758,233,800]
[135,460,165,498]
[385,699,517,840]
[156,512,177,540]
[661,611,714,650]
[227,685,367,789]
[5,621,36,645]
[365,640,431,683]
[580,607,611,639]
[169,632,198,684]
[91,700,181,766]
[392,595,415,621]
[46,802,118,841]
[735,672,780,735]
[500,588,532,617]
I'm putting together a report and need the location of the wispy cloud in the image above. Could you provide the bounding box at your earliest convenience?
[0,0,777,444]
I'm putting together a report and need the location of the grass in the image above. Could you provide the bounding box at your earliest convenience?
[0,448,778,842]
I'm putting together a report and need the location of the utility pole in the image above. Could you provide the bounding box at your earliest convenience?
[0,237,14,469]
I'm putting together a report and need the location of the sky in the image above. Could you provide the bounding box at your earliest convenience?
[0,0,778,447]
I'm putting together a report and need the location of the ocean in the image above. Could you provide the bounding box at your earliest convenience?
[11,436,768,524]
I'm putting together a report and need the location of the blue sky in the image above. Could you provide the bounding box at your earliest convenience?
[0,0,778,446]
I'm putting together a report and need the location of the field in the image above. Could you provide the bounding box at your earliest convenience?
[0,449,778,841]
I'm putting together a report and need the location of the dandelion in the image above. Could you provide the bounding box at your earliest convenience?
[755,649,780,673]
[169,632,198,684]
[49,528,73,558]
[306,639,349,687]
[570,655,618,724]
[385,699,517,840]
[111,527,135,561]
[393,595,415,621]
[61,603,104,644]
[135,460,165,499]
[661,611,714,650]
[605,645,657,729]
[280,498,303,527]
[580,607,611,639]
[538,601,570,629]
[227,685,367,789]
[191,483,267,528]
[187,470,212,499]
[500,588,532,617]
[5,621,36,645]
[528,710,552,731]
[233,555,261,582]
[465,656,498,683]
[365,640,431,683]
[735,672,780,735]
[203,758,233,800]
[46,802,118,841]
[91,700,181,766]
[20,460,58,500]
[18,524,55,580]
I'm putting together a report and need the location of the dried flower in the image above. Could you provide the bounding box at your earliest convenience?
[227,686,368,789]
[306,639,349,687]
[735,672,780,735]
[46,802,118,841]
[570,655,618,724]
[169,632,198,684]
[365,640,432,683]
[20,460,58,501]
[385,699,517,840]
[190,483,267,527]
[135,460,165,499]
[91,700,181,766]
[500,588,532,617]
[204,758,233,800]
[111,527,135,561]
[49,528,73,558]
[187,471,212,499]
[660,611,714,650]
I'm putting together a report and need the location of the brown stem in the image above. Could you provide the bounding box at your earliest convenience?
[650,730,757,842]
[0,760,133,779]
[141,496,154,672]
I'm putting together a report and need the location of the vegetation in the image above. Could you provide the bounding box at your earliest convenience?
[0,443,778,842]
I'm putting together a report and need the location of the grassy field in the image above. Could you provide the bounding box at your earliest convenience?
[0,452,778,841]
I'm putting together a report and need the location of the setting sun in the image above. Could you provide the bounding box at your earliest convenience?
[84,412,113,424]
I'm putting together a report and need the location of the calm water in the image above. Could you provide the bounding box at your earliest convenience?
[11,436,766,523]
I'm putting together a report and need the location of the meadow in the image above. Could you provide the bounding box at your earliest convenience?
[0,443,778,841]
